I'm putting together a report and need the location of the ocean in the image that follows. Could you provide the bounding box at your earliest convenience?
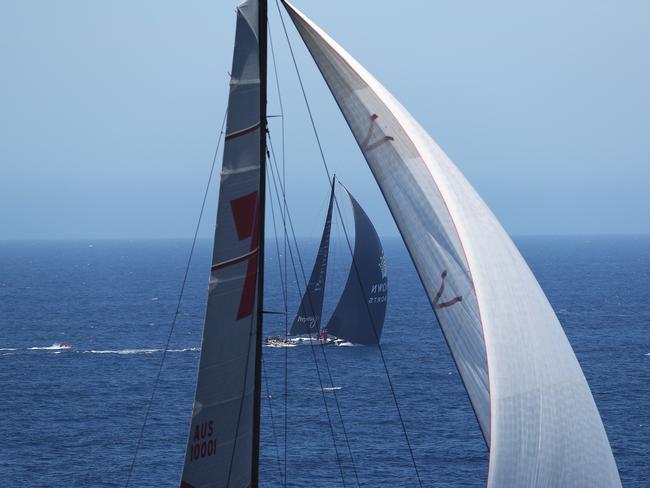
[0,236,648,487]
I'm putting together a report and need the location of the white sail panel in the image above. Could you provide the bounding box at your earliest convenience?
[282,2,621,486]
[180,1,261,487]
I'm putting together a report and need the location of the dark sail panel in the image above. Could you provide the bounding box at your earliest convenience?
[289,180,335,336]
[326,187,387,345]
[181,1,264,486]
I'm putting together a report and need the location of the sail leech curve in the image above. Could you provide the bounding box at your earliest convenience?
[280,1,622,486]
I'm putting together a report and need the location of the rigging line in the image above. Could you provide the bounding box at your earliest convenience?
[266,142,346,487]
[267,23,289,487]
[273,0,330,184]
[273,3,423,485]
[268,20,285,150]
[266,139,347,487]
[266,162,290,488]
[262,353,286,485]
[267,133,360,488]
[311,320,361,488]
[124,109,228,488]
[266,163,291,487]
[332,186,423,487]
[226,296,257,487]
[270,11,358,483]
[268,133,360,488]
[267,170,289,333]
[266,142,360,488]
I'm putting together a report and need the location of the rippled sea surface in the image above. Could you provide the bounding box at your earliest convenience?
[0,236,648,487]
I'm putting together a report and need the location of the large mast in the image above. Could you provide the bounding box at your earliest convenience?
[251,0,267,485]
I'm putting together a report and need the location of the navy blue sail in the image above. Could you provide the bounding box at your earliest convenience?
[289,179,335,336]
[326,186,387,345]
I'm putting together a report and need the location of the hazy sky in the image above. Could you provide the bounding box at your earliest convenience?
[1,0,648,239]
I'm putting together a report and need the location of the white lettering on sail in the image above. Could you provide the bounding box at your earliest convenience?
[371,283,387,294]
[297,315,319,329]
[378,254,387,279]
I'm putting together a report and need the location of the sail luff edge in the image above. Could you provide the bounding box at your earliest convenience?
[251,0,267,486]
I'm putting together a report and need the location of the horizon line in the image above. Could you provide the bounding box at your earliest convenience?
[1,232,649,242]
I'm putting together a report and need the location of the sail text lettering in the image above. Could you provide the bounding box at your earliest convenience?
[189,420,216,462]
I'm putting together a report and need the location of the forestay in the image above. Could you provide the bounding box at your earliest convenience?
[326,186,387,345]
[180,1,262,487]
[289,179,335,336]
[282,2,621,486]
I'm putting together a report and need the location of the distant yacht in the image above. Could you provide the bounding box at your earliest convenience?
[268,175,388,347]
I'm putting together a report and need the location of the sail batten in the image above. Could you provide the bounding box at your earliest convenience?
[282,2,621,486]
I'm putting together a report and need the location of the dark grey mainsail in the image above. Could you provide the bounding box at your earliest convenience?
[180,1,267,486]
[326,186,387,345]
[289,178,335,336]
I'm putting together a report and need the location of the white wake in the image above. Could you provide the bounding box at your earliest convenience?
[84,348,199,355]
[28,343,72,351]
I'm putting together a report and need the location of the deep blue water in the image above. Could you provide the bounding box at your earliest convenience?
[0,236,648,487]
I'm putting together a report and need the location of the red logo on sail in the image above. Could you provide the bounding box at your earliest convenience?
[211,191,260,320]
[434,270,463,309]
[231,192,260,319]
[361,114,394,152]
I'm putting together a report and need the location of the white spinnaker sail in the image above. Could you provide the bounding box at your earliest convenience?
[282,2,621,486]
[181,1,261,487]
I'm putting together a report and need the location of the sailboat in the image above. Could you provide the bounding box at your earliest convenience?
[178,1,622,486]
[271,176,388,347]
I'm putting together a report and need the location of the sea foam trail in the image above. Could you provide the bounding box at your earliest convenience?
[0,348,17,351]
[84,348,199,355]
[28,343,72,351]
